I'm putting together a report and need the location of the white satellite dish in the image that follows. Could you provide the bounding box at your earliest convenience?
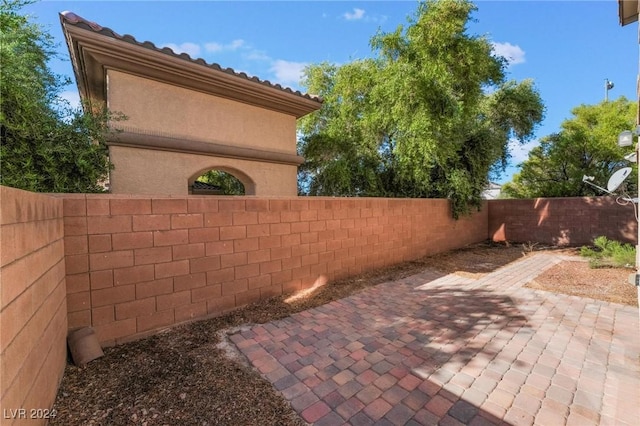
[607,167,632,192]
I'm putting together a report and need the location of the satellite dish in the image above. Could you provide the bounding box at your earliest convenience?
[607,167,632,192]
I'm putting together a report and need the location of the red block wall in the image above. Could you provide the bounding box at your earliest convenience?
[4,186,638,424]
[60,195,488,345]
[0,186,67,425]
[489,197,637,246]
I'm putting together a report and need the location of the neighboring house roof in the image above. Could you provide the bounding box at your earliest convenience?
[190,180,224,195]
[481,182,502,200]
[618,0,638,26]
[192,180,222,191]
[59,11,322,118]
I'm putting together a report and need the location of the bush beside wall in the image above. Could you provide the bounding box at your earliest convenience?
[0,186,67,425]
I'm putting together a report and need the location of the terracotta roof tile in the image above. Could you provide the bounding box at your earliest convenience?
[59,11,321,103]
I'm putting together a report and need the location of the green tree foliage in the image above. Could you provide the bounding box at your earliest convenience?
[198,170,245,195]
[503,97,637,198]
[1,0,117,193]
[298,0,544,217]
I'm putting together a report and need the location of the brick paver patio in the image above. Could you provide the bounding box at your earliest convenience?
[231,253,640,425]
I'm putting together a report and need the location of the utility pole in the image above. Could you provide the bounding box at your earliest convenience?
[605,78,614,101]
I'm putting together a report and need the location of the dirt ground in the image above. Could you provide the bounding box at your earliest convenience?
[50,241,638,425]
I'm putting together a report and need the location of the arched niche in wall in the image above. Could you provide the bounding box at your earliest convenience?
[189,166,254,196]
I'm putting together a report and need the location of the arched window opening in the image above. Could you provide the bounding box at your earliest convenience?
[190,169,245,195]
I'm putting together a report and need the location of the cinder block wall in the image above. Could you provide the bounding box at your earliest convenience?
[60,195,488,346]
[0,186,67,425]
[3,186,638,424]
[489,197,637,246]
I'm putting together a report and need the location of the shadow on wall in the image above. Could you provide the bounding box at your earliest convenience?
[489,197,637,246]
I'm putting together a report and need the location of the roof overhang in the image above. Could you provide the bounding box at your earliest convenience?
[619,0,638,26]
[60,12,322,118]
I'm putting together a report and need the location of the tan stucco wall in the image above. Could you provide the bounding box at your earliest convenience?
[109,146,298,196]
[107,70,296,153]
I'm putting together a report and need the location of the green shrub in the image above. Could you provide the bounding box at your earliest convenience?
[580,236,636,268]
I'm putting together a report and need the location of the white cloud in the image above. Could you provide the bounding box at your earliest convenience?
[205,39,245,53]
[344,8,365,21]
[491,42,526,66]
[204,42,223,53]
[162,42,201,58]
[509,139,539,164]
[228,39,245,50]
[244,49,271,62]
[374,15,388,24]
[160,39,305,88]
[341,8,386,24]
[270,60,307,85]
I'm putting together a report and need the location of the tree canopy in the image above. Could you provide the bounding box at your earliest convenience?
[1,0,117,193]
[197,170,245,195]
[298,0,544,217]
[502,97,637,198]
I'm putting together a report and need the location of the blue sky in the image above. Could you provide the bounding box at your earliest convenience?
[25,0,639,183]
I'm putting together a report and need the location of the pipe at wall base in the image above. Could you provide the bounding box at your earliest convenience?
[68,327,104,367]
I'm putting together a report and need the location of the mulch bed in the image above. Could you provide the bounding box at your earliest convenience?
[527,260,638,306]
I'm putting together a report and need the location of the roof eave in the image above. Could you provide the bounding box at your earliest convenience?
[60,12,322,118]
[619,0,639,26]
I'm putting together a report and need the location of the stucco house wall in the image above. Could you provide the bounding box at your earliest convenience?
[108,146,298,196]
[60,12,321,197]
[107,70,296,153]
